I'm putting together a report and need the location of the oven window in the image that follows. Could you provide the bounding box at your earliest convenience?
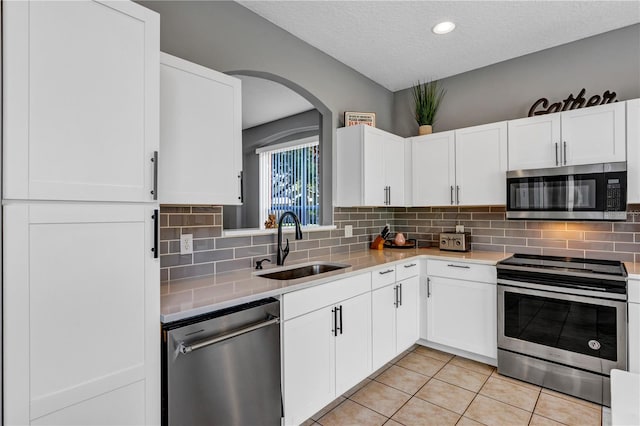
[504,292,617,361]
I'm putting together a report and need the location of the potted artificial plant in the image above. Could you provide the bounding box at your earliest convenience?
[412,80,446,135]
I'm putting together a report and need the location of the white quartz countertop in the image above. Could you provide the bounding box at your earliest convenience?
[161,248,509,323]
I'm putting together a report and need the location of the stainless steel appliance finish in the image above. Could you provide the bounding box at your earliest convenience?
[497,254,627,406]
[506,162,627,220]
[439,232,471,252]
[162,298,281,426]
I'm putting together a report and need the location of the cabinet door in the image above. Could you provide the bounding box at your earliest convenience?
[335,293,372,396]
[412,131,455,206]
[3,1,159,202]
[383,134,406,206]
[3,203,160,425]
[427,276,497,359]
[561,102,626,166]
[455,121,508,205]
[362,130,386,206]
[160,53,242,205]
[283,307,335,426]
[627,99,640,204]
[372,285,397,371]
[507,113,560,170]
[396,276,420,353]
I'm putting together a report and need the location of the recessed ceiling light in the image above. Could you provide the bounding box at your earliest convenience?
[432,21,456,35]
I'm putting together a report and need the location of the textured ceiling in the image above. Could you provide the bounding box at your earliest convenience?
[237,1,640,92]
[236,75,314,129]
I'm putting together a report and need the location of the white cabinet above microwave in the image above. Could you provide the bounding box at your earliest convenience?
[508,102,626,171]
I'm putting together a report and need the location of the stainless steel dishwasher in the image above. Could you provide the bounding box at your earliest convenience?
[162,298,282,426]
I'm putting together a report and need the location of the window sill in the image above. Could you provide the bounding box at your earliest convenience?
[222,224,336,237]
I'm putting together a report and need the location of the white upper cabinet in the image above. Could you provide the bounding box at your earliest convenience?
[412,122,507,206]
[336,125,407,207]
[508,114,561,170]
[508,102,626,170]
[3,0,159,202]
[412,131,455,206]
[627,99,640,204]
[159,53,243,205]
[455,122,508,205]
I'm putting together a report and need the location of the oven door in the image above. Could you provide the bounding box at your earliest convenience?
[498,284,627,374]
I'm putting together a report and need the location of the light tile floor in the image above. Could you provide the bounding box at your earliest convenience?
[304,345,603,426]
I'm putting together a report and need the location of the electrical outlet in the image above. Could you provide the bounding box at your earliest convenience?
[456,225,465,233]
[180,234,193,255]
[344,225,353,238]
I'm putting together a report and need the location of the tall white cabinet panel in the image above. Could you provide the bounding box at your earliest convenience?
[159,53,243,205]
[561,102,626,166]
[455,122,508,205]
[4,204,160,424]
[627,99,640,204]
[508,113,561,170]
[3,1,159,202]
[336,125,407,206]
[412,131,455,206]
[372,285,398,370]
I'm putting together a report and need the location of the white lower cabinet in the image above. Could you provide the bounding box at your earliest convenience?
[3,203,159,425]
[629,278,640,373]
[372,276,419,370]
[283,275,371,425]
[426,260,497,359]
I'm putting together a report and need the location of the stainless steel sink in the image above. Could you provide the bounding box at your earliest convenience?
[257,262,350,280]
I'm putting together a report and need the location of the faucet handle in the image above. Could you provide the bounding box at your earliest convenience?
[255,258,271,270]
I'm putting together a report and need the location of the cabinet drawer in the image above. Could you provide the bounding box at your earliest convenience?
[428,259,496,283]
[396,260,420,281]
[283,273,371,320]
[372,266,396,290]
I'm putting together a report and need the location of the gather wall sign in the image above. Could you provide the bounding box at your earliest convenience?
[528,88,617,117]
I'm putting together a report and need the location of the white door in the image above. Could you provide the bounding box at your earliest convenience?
[507,113,561,170]
[371,285,397,370]
[561,102,626,166]
[383,135,406,206]
[396,276,420,353]
[283,307,336,426]
[160,53,242,205]
[3,1,159,202]
[362,130,386,206]
[412,131,455,206]
[427,276,497,359]
[627,99,640,204]
[455,122,508,205]
[334,293,372,396]
[3,203,159,425]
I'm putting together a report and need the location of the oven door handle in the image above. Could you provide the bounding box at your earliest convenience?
[497,282,628,306]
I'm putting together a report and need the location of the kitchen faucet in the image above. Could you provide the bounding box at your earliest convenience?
[276,211,303,266]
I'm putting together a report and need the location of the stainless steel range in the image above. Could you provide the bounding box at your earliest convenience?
[497,254,627,406]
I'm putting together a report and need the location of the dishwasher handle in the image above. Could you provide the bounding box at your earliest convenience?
[178,316,280,355]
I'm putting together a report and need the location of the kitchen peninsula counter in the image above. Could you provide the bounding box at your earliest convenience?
[161,248,509,323]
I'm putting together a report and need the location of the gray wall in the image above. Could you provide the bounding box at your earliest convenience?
[393,24,640,137]
[224,109,320,229]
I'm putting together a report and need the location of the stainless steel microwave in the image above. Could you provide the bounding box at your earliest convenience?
[506,162,627,221]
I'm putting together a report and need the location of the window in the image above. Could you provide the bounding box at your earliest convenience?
[258,137,320,228]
